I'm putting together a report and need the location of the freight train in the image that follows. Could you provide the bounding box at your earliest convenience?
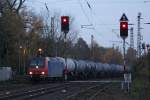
[27,57,125,81]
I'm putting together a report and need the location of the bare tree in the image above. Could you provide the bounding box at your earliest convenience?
[6,0,26,14]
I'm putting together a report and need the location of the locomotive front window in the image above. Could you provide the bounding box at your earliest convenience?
[30,58,45,67]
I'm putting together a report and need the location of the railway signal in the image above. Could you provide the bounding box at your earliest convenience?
[61,16,69,80]
[120,22,128,37]
[120,13,131,92]
[120,13,129,71]
[61,16,69,33]
[120,13,128,38]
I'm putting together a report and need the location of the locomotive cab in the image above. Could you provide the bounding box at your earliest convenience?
[27,57,49,80]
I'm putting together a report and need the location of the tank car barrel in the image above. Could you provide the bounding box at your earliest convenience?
[27,56,125,81]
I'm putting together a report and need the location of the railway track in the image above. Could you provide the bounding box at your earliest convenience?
[63,82,112,100]
[0,82,70,100]
[0,83,28,92]
[0,75,31,92]
[0,81,58,94]
[0,80,115,100]
[29,81,114,100]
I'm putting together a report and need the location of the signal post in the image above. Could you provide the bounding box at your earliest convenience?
[120,13,131,91]
[61,16,69,81]
[120,14,128,71]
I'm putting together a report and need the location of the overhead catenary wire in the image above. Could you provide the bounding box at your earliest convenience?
[85,0,92,10]
[78,0,105,42]
[77,0,93,26]
[26,0,125,41]
[26,0,121,35]
[26,0,146,8]
[79,0,102,32]
[77,0,95,40]
[84,0,122,40]
[45,3,49,13]
[79,0,116,41]
[26,0,77,6]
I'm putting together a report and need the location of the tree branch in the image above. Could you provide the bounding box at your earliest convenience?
[16,0,23,13]
[6,0,13,10]
[6,0,26,14]
[12,0,17,8]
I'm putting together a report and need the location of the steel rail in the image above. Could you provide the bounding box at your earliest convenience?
[63,83,110,100]
[0,83,70,100]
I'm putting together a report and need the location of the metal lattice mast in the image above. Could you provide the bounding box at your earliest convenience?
[51,17,55,37]
[137,12,142,57]
[130,27,134,49]
[50,17,57,56]
[91,35,94,60]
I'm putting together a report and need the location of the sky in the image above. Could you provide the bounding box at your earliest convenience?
[25,0,150,48]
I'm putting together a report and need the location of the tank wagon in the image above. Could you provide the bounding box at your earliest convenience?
[27,57,125,81]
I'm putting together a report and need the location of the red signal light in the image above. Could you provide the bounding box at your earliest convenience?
[120,21,128,37]
[61,16,69,24]
[63,18,67,23]
[120,22,128,30]
[61,16,69,33]
[122,24,127,28]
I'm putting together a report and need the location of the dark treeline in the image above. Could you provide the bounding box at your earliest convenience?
[0,0,136,74]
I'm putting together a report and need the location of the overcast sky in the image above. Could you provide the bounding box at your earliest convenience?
[25,0,150,48]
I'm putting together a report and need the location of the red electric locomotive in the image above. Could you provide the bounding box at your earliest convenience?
[27,57,50,80]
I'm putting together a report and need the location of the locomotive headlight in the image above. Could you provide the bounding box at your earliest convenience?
[29,72,33,75]
[41,72,45,75]
[36,66,39,69]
